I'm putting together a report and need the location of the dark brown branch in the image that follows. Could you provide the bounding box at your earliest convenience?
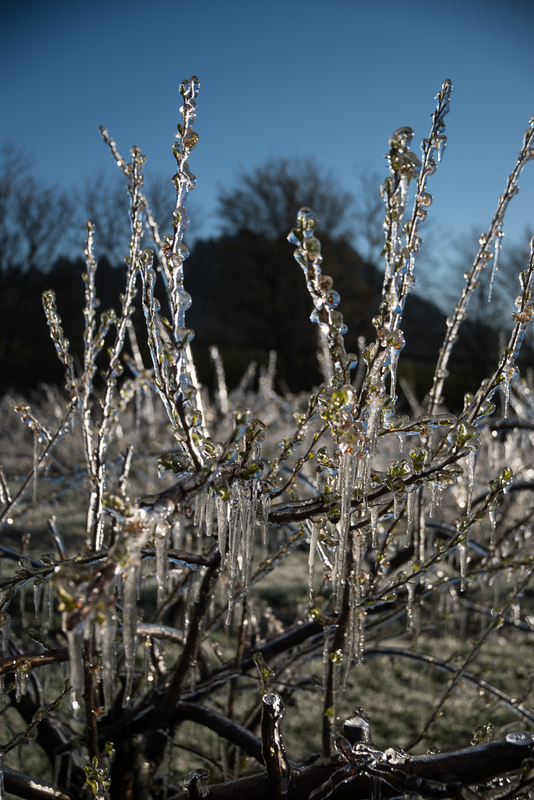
[0,648,68,677]
[158,550,221,713]
[3,765,75,800]
[261,692,290,793]
[168,735,534,800]
[176,702,263,764]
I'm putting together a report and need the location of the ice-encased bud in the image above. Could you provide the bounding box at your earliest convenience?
[304,237,321,258]
[139,248,154,270]
[262,690,286,719]
[384,746,408,764]
[287,227,303,245]
[184,768,209,799]
[343,711,371,744]
[297,207,318,236]
[189,76,201,96]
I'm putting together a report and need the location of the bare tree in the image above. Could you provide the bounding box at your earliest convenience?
[216,156,355,240]
[0,142,73,272]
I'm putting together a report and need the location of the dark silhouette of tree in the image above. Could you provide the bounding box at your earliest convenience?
[0,143,73,273]
[216,157,355,241]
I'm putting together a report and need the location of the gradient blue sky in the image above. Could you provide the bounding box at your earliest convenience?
[1,0,533,278]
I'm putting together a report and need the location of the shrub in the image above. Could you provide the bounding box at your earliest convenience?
[1,76,534,800]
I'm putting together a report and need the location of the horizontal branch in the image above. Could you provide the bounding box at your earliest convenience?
[3,765,75,800]
[0,648,68,677]
[170,734,534,800]
[175,702,263,764]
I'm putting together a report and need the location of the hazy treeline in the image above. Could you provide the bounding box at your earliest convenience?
[0,144,530,408]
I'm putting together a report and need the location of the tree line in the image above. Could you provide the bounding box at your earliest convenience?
[0,143,530,409]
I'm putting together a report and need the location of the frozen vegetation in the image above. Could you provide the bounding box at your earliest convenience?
[1,77,534,800]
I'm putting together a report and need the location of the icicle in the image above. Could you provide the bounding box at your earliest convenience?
[216,496,228,562]
[322,625,331,695]
[308,522,319,603]
[353,531,363,605]
[33,581,42,621]
[459,542,468,592]
[172,519,182,550]
[370,506,379,549]
[19,584,27,629]
[342,590,357,692]
[193,493,206,530]
[225,489,241,624]
[0,750,4,800]
[393,494,402,520]
[65,624,84,710]
[396,431,406,451]
[356,450,373,504]
[0,612,10,652]
[488,229,504,303]
[33,431,39,503]
[355,607,366,667]
[42,580,52,634]
[337,453,356,601]
[122,563,138,706]
[102,611,117,710]
[502,373,513,419]
[466,450,478,514]
[14,666,25,701]
[156,525,169,607]
[0,675,4,701]
[389,346,401,401]
[259,494,271,547]
[405,491,416,548]
[143,636,153,686]
[205,490,215,539]
[429,482,442,518]
[406,582,416,630]
[244,491,256,589]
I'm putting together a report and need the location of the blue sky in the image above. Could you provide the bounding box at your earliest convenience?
[1,0,533,291]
